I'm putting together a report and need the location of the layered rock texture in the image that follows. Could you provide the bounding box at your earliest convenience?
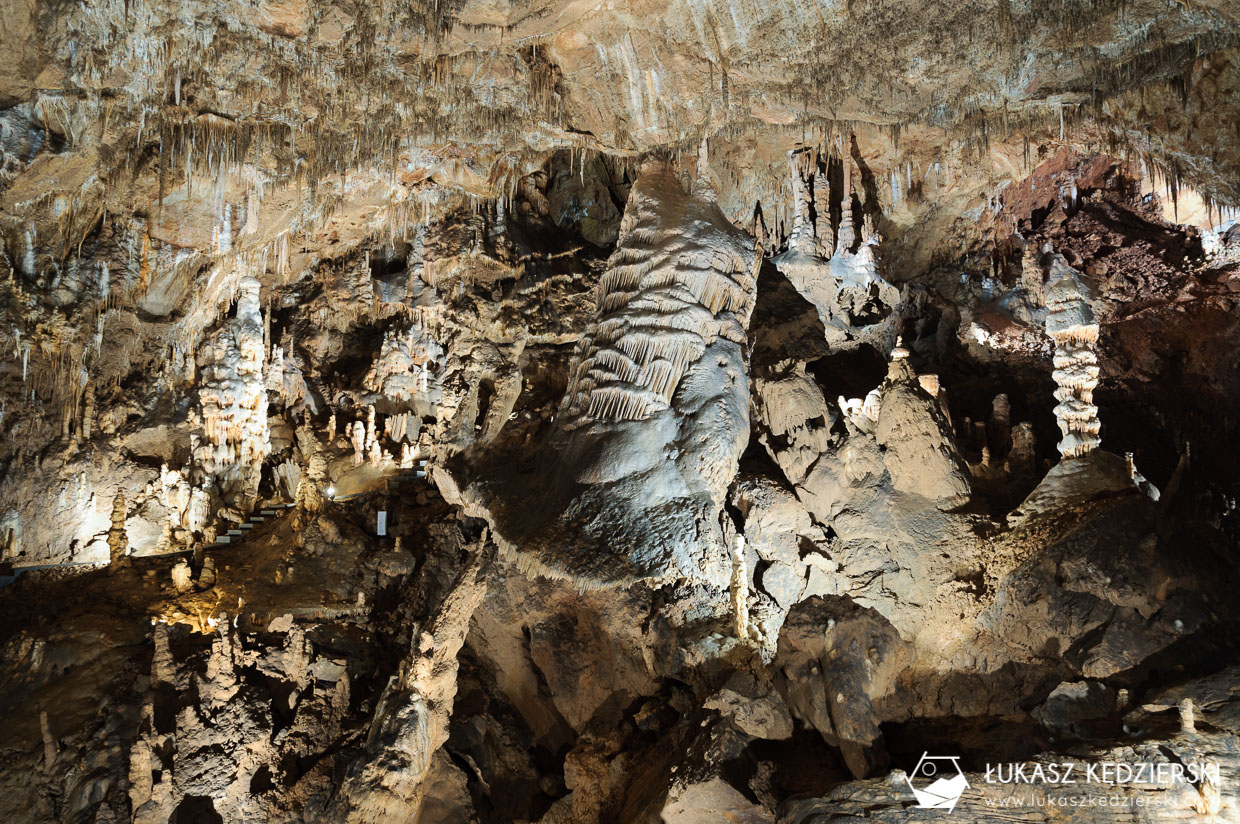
[2,3,1240,824]
[445,156,758,586]
[1044,253,1102,458]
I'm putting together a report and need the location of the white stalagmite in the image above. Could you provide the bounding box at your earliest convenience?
[352,420,366,465]
[265,345,307,408]
[1044,253,1101,458]
[364,326,444,426]
[22,226,35,278]
[730,534,753,644]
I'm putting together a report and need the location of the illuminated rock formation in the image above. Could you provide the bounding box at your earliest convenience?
[107,491,128,569]
[333,546,488,823]
[364,323,444,414]
[449,153,759,587]
[0,4,1237,814]
[772,148,901,352]
[1045,253,1101,458]
[196,276,271,506]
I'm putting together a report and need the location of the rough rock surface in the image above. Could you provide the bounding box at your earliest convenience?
[1,4,1240,824]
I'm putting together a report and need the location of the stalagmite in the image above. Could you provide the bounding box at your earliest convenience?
[839,391,881,434]
[187,484,211,536]
[451,158,758,587]
[365,323,446,414]
[352,420,366,465]
[22,226,35,278]
[365,406,382,466]
[197,275,271,508]
[1007,422,1037,472]
[990,393,1012,454]
[1044,252,1101,458]
[333,546,489,823]
[730,534,752,644]
[171,559,193,593]
[108,491,129,569]
[39,711,57,773]
[274,460,301,500]
[296,413,327,512]
[1179,697,1196,734]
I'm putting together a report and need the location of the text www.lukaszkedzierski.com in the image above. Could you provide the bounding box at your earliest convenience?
[985,793,1169,809]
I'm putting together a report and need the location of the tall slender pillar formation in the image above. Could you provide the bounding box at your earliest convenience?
[108,491,129,570]
[197,275,271,507]
[1045,254,1101,458]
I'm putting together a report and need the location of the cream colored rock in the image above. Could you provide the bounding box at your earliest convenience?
[753,363,835,485]
[1044,252,1101,459]
[448,155,759,587]
[195,276,271,509]
[772,148,901,353]
[171,559,193,593]
[662,777,773,824]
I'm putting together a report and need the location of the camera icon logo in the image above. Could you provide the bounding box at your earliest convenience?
[905,752,969,812]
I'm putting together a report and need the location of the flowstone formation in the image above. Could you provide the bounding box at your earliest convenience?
[450,153,760,587]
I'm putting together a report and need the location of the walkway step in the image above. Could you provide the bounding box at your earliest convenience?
[227,529,242,537]
[214,536,232,545]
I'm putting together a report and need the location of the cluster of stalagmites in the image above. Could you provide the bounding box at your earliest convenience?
[152,269,322,550]
[952,392,1039,484]
[773,147,901,350]
[126,617,350,823]
[363,322,444,408]
[340,405,426,470]
[1044,252,1102,458]
[158,463,215,545]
